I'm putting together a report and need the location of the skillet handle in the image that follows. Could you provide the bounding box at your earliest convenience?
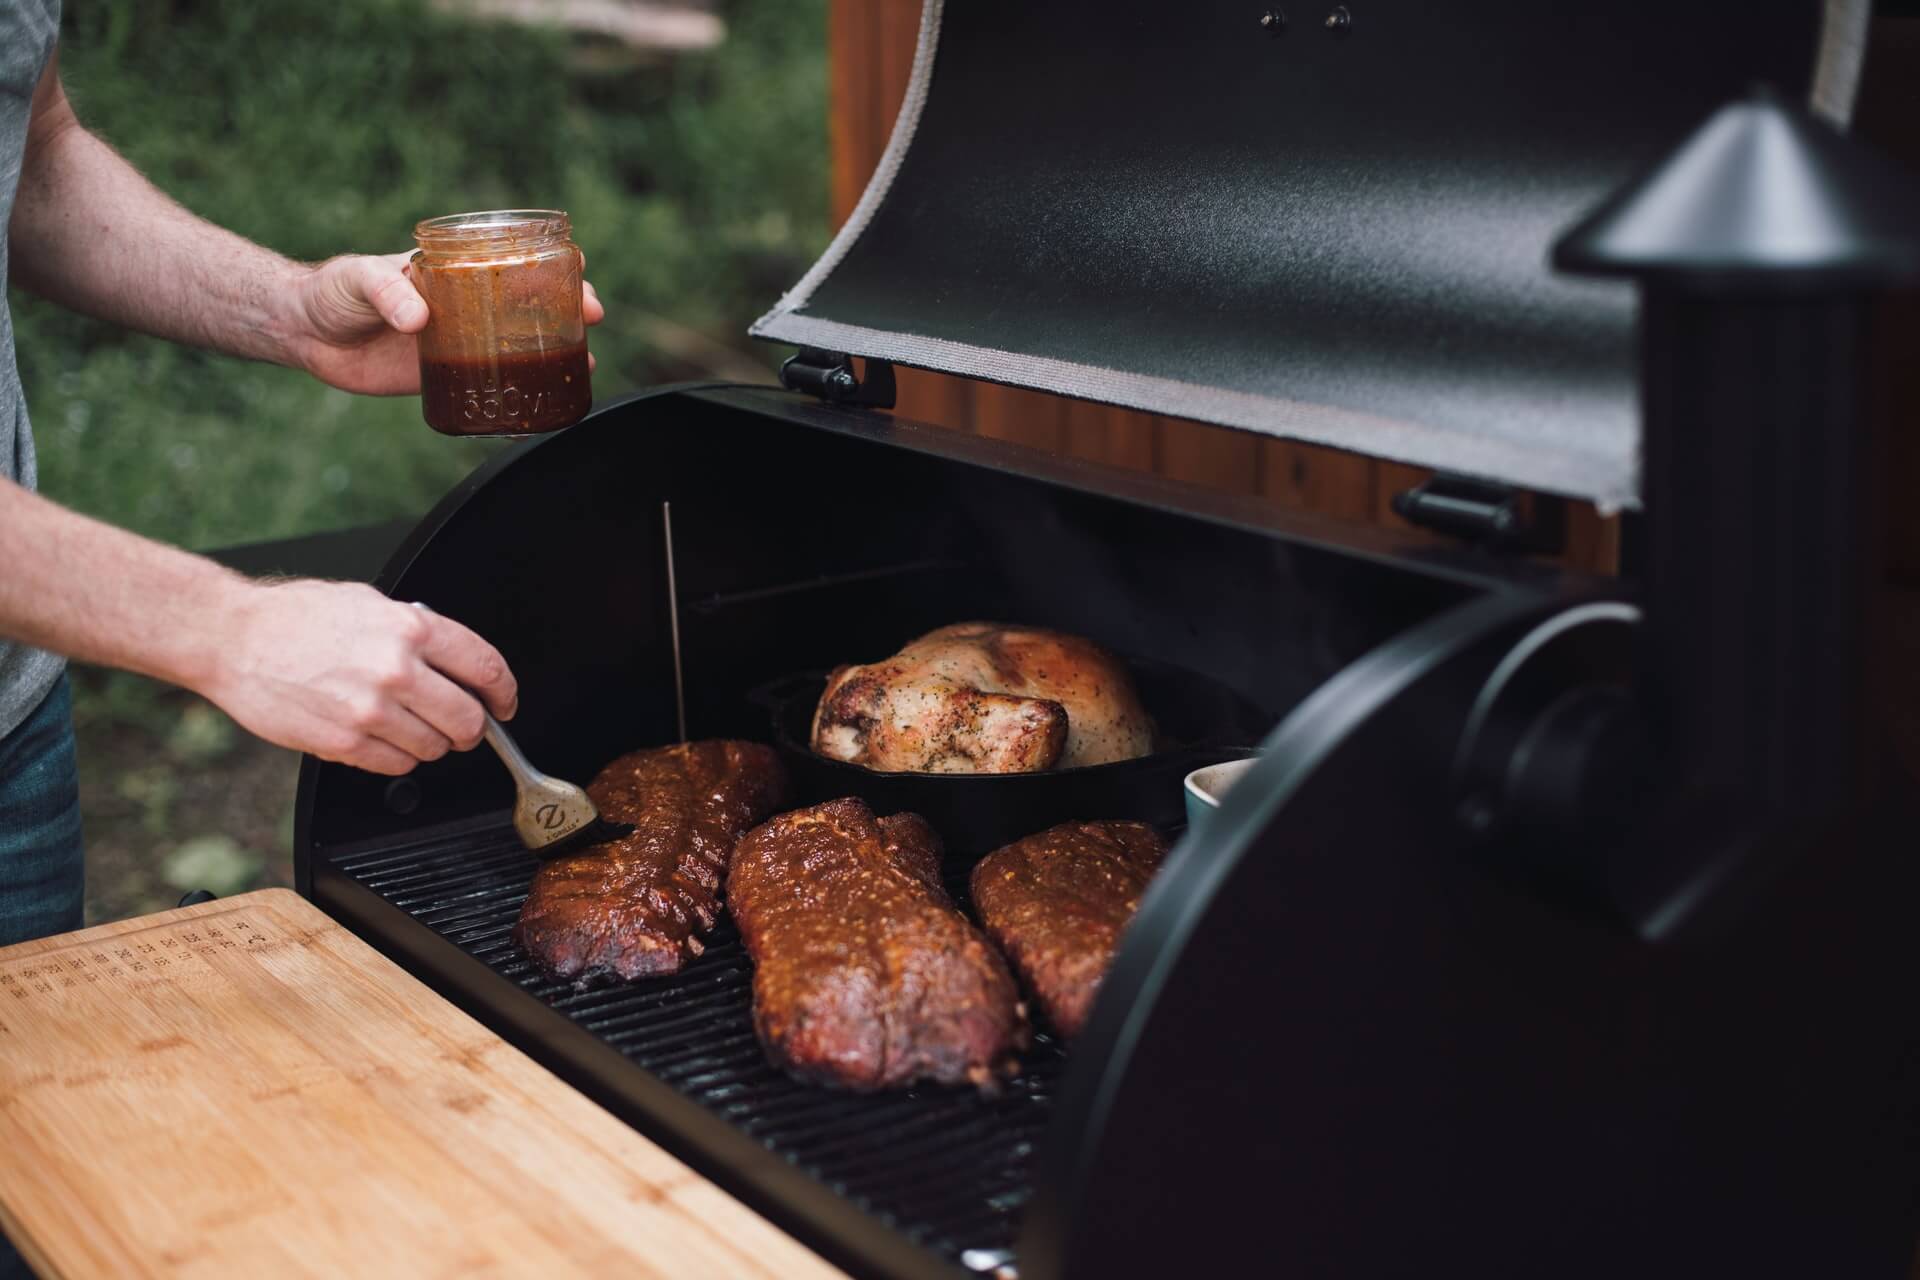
[744,670,829,714]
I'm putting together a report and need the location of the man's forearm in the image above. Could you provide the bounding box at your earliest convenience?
[0,479,524,776]
[9,57,306,367]
[0,478,243,694]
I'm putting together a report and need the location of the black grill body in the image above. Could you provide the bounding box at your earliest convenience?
[297,386,1919,1279]
[299,385,1553,1276]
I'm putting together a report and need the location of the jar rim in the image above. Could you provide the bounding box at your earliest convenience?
[414,209,571,249]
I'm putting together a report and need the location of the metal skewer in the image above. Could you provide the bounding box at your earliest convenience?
[663,500,688,745]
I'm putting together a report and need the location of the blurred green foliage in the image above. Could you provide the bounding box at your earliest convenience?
[13,0,827,551]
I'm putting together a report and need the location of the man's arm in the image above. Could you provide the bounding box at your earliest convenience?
[3,50,545,771]
[9,52,600,392]
[0,479,516,774]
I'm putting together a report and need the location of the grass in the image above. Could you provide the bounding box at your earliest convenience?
[17,0,827,551]
[9,0,828,920]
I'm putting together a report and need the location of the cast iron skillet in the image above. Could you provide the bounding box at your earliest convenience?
[748,658,1268,858]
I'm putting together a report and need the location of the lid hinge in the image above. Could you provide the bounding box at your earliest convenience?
[1391,472,1566,555]
[779,347,897,409]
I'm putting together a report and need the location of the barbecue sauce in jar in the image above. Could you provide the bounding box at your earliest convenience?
[418,345,592,436]
[411,210,592,437]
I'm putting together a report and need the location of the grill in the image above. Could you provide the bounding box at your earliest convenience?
[327,815,1066,1267]
[302,381,1470,1277]
[294,2,1920,1276]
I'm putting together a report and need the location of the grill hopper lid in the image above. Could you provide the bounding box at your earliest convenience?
[753,0,1868,510]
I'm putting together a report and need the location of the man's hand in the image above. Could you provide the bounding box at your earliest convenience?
[286,253,606,395]
[200,579,520,775]
[11,55,607,391]
[2,481,522,777]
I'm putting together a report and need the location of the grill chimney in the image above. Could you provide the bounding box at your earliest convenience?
[1556,86,1920,838]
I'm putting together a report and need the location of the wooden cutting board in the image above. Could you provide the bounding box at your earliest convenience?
[0,889,844,1280]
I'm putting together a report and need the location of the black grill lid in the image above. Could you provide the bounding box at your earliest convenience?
[752,0,1868,510]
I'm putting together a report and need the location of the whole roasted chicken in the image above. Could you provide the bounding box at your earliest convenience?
[810,622,1154,773]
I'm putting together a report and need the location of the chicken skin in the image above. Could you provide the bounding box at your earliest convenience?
[810,622,1153,773]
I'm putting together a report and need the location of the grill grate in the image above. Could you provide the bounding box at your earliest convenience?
[329,818,1067,1267]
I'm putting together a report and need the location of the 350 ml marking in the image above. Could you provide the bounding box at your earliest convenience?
[456,382,545,425]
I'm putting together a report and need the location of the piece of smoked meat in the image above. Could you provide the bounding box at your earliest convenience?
[970,820,1169,1040]
[514,741,787,982]
[730,797,1029,1090]
[811,622,1154,773]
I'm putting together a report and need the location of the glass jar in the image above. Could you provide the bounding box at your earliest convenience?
[410,210,592,437]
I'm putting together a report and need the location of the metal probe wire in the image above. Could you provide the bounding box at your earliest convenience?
[663,500,688,744]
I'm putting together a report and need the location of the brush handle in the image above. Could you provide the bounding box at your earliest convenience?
[405,602,583,840]
[479,711,549,790]
[408,604,534,778]
[407,604,602,851]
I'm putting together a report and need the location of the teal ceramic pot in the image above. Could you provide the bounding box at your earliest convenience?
[1182,757,1260,831]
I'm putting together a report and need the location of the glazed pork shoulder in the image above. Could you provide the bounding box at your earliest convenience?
[810,622,1154,773]
[514,741,789,982]
[729,797,1030,1090]
[971,820,1170,1040]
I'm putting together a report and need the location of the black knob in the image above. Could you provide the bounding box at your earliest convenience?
[1503,686,1649,842]
[178,890,218,908]
[384,777,423,816]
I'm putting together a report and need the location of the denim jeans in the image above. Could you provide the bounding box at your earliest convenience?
[0,673,83,947]
[0,673,81,1280]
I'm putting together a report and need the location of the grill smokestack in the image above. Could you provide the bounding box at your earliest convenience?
[1556,87,1920,833]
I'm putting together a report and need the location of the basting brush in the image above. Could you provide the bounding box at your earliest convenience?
[410,603,634,856]
[478,711,636,856]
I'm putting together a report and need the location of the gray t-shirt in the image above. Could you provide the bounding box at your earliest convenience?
[1,0,67,737]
